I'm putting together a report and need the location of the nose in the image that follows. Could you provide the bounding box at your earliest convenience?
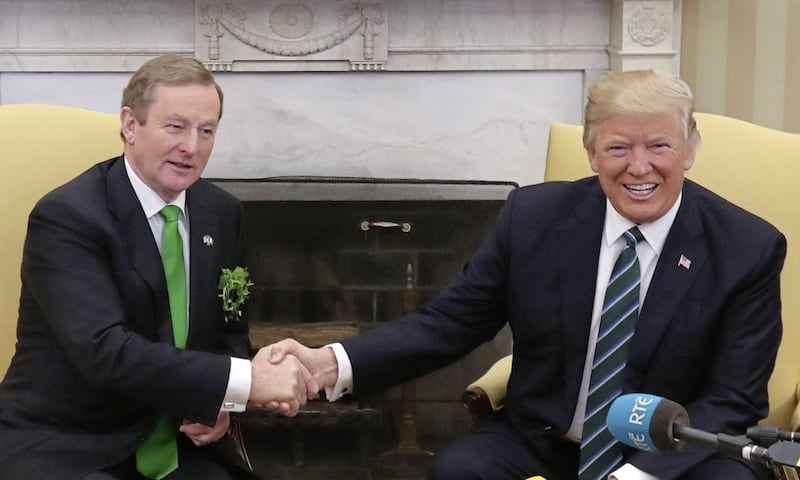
[178,130,199,155]
[627,146,653,176]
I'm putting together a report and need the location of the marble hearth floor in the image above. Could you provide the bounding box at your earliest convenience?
[242,425,440,480]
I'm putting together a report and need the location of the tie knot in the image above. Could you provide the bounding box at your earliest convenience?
[160,205,181,223]
[622,226,644,248]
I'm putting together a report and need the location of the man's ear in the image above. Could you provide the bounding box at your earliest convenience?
[587,147,600,173]
[684,147,697,171]
[120,107,136,145]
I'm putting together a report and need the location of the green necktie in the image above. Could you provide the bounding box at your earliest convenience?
[136,204,187,479]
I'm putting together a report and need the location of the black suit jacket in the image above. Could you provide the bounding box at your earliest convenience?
[0,157,252,479]
[341,177,785,479]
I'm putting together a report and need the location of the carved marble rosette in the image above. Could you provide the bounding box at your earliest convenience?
[628,3,670,47]
[196,1,388,71]
[609,0,678,74]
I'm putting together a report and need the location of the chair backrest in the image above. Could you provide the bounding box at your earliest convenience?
[544,112,800,429]
[0,104,121,376]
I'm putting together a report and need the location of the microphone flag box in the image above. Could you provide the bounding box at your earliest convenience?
[606,393,689,452]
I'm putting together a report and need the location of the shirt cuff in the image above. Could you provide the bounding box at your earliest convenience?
[221,356,251,412]
[609,463,660,480]
[325,342,353,401]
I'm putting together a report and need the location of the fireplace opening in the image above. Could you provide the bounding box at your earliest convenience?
[211,177,516,470]
[213,177,516,327]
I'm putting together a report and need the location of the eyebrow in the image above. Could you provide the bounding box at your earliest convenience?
[163,115,219,128]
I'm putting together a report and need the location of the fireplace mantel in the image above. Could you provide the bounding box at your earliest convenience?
[0,0,680,74]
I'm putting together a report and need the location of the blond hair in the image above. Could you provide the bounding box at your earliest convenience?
[583,70,700,152]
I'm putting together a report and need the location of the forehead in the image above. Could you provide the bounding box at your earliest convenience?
[148,83,220,118]
[594,111,684,141]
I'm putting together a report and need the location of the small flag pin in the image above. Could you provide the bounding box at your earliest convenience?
[202,234,214,247]
[677,254,692,270]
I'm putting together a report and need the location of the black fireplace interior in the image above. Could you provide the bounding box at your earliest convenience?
[211,177,516,470]
[213,177,516,329]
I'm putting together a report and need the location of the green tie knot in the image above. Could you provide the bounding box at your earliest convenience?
[160,204,181,223]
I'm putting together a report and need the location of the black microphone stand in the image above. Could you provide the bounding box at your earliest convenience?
[747,426,800,446]
[673,424,800,480]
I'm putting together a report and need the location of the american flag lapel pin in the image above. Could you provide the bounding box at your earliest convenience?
[202,234,214,247]
[677,254,692,270]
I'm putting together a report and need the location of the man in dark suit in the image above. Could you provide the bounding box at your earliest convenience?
[0,55,317,480]
[269,70,785,479]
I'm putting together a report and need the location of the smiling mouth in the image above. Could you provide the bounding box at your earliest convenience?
[167,160,192,170]
[625,183,657,195]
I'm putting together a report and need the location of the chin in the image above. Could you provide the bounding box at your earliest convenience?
[618,206,661,225]
[170,177,197,191]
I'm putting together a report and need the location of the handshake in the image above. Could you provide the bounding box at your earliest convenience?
[247,339,339,416]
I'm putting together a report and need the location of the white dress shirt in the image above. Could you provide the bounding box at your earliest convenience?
[124,158,251,413]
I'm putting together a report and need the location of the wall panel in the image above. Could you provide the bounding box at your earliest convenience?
[682,0,798,133]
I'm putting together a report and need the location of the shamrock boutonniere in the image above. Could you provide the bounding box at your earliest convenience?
[218,266,254,323]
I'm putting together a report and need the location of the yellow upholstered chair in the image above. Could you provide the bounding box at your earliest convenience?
[464,112,800,431]
[0,104,121,377]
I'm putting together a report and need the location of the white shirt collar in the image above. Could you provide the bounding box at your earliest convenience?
[603,191,682,256]
[123,156,187,218]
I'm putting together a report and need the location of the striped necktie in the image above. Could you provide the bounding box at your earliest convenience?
[579,226,644,480]
[136,205,187,479]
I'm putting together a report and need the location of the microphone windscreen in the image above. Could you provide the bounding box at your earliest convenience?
[606,393,690,452]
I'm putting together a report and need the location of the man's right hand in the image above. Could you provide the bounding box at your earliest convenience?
[249,346,319,416]
[268,339,340,390]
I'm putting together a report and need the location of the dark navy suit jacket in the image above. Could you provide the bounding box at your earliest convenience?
[341,176,785,479]
[0,156,252,479]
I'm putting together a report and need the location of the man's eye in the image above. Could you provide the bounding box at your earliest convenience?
[649,143,671,153]
[607,146,628,157]
[166,124,184,132]
[199,128,215,138]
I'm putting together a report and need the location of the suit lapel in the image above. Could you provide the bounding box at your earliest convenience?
[559,181,607,404]
[186,185,221,347]
[105,157,173,342]
[627,182,708,382]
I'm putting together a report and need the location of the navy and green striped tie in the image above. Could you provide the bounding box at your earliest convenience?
[579,226,644,480]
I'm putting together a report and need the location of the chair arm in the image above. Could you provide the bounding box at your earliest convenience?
[791,382,800,431]
[462,386,493,430]
[462,354,513,429]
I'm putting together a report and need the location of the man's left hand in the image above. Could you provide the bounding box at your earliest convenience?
[180,411,231,446]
